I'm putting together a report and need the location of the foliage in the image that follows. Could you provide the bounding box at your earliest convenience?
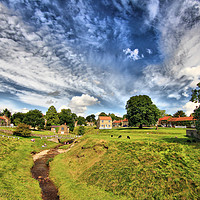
[13,123,31,137]
[173,110,186,118]
[99,112,107,116]
[77,116,86,126]
[86,114,96,123]
[2,108,11,118]
[23,109,45,129]
[126,95,160,128]
[108,113,122,121]
[159,110,171,118]
[11,112,26,125]
[78,126,85,135]
[193,106,200,131]
[190,82,200,103]
[45,105,60,126]
[59,109,75,132]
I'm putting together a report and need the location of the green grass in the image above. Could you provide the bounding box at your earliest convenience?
[50,127,200,200]
[0,136,58,200]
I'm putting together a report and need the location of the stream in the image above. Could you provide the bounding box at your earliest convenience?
[31,144,73,200]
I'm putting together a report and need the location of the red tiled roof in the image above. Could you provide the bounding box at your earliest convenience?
[123,118,128,122]
[169,116,196,122]
[113,120,122,124]
[99,116,112,121]
[0,116,5,120]
[158,116,171,121]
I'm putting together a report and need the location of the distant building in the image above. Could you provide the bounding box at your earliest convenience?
[86,122,95,126]
[97,116,112,129]
[51,124,69,134]
[158,116,196,128]
[113,118,128,127]
[0,116,11,126]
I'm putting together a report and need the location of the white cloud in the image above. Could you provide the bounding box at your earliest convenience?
[21,108,29,113]
[182,102,200,116]
[123,48,141,61]
[68,94,99,116]
[147,0,159,21]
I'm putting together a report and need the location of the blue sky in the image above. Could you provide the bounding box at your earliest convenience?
[0,0,200,117]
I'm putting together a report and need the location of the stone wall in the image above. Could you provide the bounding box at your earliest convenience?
[186,129,200,140]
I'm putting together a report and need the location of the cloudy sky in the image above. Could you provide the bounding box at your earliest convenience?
[0,0,200,117]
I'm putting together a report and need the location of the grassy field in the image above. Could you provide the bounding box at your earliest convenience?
[0,136,58,200]
[50,127,200,200]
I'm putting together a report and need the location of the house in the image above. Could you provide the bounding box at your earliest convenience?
[113,118,129,127]
[168,116,196,128]
[97,116,112,129]
[86,122,95,126]
[51,124,69,134]
[0,116,11,126]
[158,116,172,127]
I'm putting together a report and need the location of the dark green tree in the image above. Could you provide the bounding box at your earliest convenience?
[86,114,96,122]
[173,110,186,118]
[13,123,31,137]
[108,113,122,121]
[78,126,85,135]
[2,108,11,118]
[11,112,25,125]
[59,109,75,132]
[45,105,60,126]
[99,112,107,116]
[190,82,200,131]
[126,95,160,128]
[77,116,86,126]
[23,109,45,129]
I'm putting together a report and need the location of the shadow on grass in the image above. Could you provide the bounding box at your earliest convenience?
[114,127,155,130]
[162,136,200,147]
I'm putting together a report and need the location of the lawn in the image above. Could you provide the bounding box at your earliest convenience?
[0,136,58,200]
[50,127,200,200]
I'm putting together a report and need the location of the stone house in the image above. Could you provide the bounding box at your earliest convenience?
[97,116,112,129]
[51,124,69,134]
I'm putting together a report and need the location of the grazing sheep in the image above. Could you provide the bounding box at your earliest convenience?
[111,135,113,137]
[118,135,122,138]
[127,136,130,139]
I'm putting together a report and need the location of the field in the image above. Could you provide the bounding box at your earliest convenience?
[0,136,58,200]
[50,127,200,200]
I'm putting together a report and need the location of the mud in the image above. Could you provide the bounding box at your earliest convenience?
[31,143,74,200]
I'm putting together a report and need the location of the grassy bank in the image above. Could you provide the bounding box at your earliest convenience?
[0,136,58,199]
[50,127,200,199]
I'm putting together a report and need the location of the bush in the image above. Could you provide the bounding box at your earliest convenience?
[13,123,31,137]
[78,126,85,135]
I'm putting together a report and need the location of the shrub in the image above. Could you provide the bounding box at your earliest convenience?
[78,126,85,135]
[13,123,31,137]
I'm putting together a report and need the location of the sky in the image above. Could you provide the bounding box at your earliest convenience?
[0,0,200,117]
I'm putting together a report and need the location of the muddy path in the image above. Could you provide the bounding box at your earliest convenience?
[31,143,74,200]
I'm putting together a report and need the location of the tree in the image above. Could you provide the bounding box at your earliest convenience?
[173,110,186,118]
[126,95,160,128]
[108,113,122,121]
[13,123,31,137]
[2,108,11,118]
[23,109,45,129]
[86,114,96,122]
[99,112,107,116]
[11,112,25,125]
[190,82,200,131]
[59,109,75,132]
[78,126,85,135]
[77,116,86,126]
[45,106,60,126]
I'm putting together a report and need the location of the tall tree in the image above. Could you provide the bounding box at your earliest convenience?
[99,112,107,116]
[11,112,25,125]
[173,110,186,118]
[77,116,86,126]
[86,114,96,122]
[45,105,60,126]
[126,95,160,128]
[190,82,200,131]
[2,108,11,118]
[23,109,45,129]
[59,109,75,132]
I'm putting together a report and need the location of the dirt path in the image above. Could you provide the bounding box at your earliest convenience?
[31,143,74,200]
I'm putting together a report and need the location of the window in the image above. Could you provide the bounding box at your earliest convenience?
[109,120,110,123]
[61,127,64,131]
[109,125,110,127]
[102,125,104,127]
[102,120,104,123]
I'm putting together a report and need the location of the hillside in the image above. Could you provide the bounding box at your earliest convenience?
[50,127,200,200]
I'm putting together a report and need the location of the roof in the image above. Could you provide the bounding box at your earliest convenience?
[99,116,112,121]
[123,118,128,122]
[0,116,5,120]
[158,116,171,121]
[169,116,196,122]
[113,120,122,123]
